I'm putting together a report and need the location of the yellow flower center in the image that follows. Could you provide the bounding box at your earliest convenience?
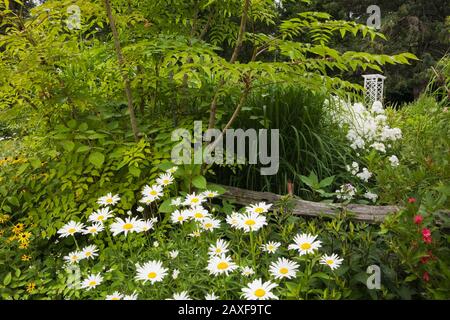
[245,219,256,226]
[204,223,213,229]
[88,281,97,286]
[147,272,157,279]
[300,243,311,250]
[68,228,76,234]
[150,190,157,196]
[326,259,334,265]
[280,267,289,274]
[194,212,204,218]
[85,252,92,257]
[111,297,120,300]
[215,248,222,253]
[255,207,264,214]
[191,198,199,204]
[177,216,184,221]
[71,256,78,261]
[90,228,97,233]
[254,289,266,298]
[163,179,169,184]
[123,223,133,230]
[98,215,104,221]
[217,262,229,270]
[268,245,274,251]
[106,198,113,203]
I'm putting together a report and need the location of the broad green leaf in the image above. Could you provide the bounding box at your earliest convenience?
[88,152,105,168]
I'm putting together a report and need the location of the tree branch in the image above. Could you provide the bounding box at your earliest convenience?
[104,0,140,141]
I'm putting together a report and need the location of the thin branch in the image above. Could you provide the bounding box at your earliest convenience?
[104,0,140,141]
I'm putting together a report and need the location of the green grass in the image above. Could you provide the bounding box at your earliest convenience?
[211,85,356,199]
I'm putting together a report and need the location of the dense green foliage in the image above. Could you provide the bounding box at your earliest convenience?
[0,0,448,301]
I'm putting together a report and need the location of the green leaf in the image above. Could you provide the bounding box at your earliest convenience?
[62,141,75,152]
[319,176,335,188]
[8,196,19,207]
[3,272,11,286]
[192,175,207,189]
[159,199,173,213]
[29,158,41,169]
[128,166,141,177]
[76,145,90,153]
[17,163,29,176]
[88,152,105,168]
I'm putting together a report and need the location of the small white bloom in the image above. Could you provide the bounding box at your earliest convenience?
[156,173,174,187]
[83,223,104,236]
[88,208,113,224]
[206,255,238,276]
[169,250,179,259]
[97,193,120,206]
[237,212,267,232]
[320,253,344,270]
[106,292,123,300]
[241,266,255,276]
[388,155,399,167]
[364,191,378,202]
[135,260,168,284]
[201,217,221,231]
[261,241,281,254]
[57,221,84,238]
[288,233,322,255]
[208,239,229,256]
[172,269,180,279]
[81,273,103,290]
[81,245,98,260]
[136,206,145,213]
[245,202,272,215]
[269,257,299,280]
[205,292,219,300]
[241,279,278,300]
[202,190,219,198]
[167,291,191,300]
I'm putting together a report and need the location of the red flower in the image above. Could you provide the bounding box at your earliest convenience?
[422,228,431,238]
[423,271,430,282]
[413,215,423,225]
[408,197,416,203]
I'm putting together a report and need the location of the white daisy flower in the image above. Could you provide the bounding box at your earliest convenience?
[88,208,113,224]
[81,245,98,260]
[208,239,229,256]
[241,266,255,276]
[206,255,238,276]
[156,173,174,186]
[241,279,278,300]
[205,292,219,300]
[201,217,221,231]
[81,273,103,290]
[183,192,206,207]
[135,260,168,284]
[136,206,145,213]
[171,197,183,207]
[63,251,83,264]
[110,217,143,237]
[166,166,178,174]
[172,269,180,279]
[123,292,138,300]
[83,223,104,235]
[153,241,159,247]
[225,212,241,229]
[97,193,120,206]
[261,241,281,254]
[137,219,155,232]
[245,202,272,215]
[202,190,219,198]
[167,291,191,300]
[170,209,190,224]
[288,233,322,255]
[269,257,299,280]
[57,221,84,238]
[190,206,210,221]
[189,229,202,238]
[105,292,123,300]
[141,184,163,201]
[237,212,267,232]
[169,250,179,259]
[320,253,344,270]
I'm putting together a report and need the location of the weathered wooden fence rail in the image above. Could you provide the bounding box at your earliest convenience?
[219,185,400,223]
